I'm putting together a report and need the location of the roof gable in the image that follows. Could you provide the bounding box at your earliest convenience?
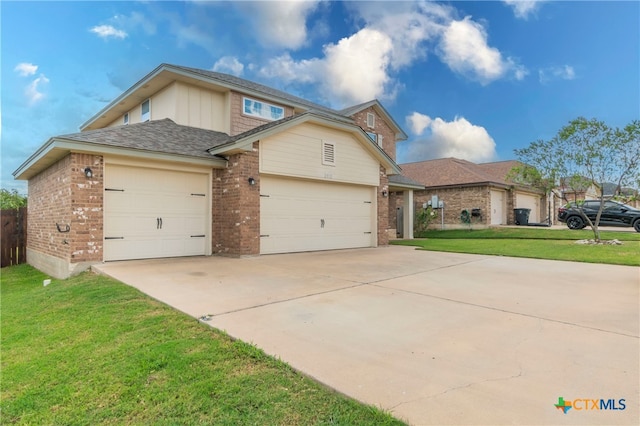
[81,64,344,131]
[209,111,401,175]
[340,100,408,141]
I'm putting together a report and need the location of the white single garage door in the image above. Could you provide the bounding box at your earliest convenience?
[490,190,506,225]
[516,192,540,223]
[260,176,375,254]
[104,164,209,261]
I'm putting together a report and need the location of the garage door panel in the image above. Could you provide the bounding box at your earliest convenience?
[260,176,375,254]
[516,193,540,223]
[104,164,209,261]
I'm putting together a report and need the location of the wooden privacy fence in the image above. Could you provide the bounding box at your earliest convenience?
[1,207,27,267]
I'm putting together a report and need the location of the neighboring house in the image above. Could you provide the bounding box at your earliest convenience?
[13,64,420,279]
[396,158,547,229]
[557,176,599,203]
[556,181,640,215]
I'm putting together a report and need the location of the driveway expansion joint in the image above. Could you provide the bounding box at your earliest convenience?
[369,283,639,339]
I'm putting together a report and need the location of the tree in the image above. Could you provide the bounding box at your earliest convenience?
[513,117,640,242]
[0,189,27,209]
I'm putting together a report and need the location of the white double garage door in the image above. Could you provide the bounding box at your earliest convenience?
[104,165,376,261]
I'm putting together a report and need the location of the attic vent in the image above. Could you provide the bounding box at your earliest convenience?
[322,141,335,166]
[366,112,375,128]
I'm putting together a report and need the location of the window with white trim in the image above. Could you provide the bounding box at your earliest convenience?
[367,132,384,148]
[243,97,284,121]
[141,99,150,122]
[123,112,129,125]
[366,112,375,128]
[322,141,335,166]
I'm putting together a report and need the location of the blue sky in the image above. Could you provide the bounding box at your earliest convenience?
[2,1,639,193]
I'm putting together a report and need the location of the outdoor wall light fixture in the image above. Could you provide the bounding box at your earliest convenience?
[382,190,388,197]
[84,167,93,178]
[248,177,256,186]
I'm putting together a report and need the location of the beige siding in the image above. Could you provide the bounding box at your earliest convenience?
[175,82,228,133]
[151,82,177,121]
[260,123,380,186]
[104,81,229,133]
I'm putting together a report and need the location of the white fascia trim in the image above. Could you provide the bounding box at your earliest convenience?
[80,65,168,130]
[389,182,426,191]
[14,138,226,180]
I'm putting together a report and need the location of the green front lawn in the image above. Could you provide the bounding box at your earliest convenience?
[1,265,403,425]
[392,228,640,266]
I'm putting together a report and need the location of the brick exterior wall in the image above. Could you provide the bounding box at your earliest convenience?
[349,106,397,161]
[377,167,389,246]
[229,92,294,136]
[27,153,103,273]
[212,142,260,255]
[69,154,104,263]
[28,155,73,261]
[409,186,493,228]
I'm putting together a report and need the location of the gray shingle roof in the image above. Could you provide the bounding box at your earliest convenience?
[388,174,425,188]
[400,158,511,187]
[58,119,231,159]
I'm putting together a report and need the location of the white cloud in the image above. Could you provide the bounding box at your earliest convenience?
[407,111,433,135]
[259,53,321,84]
[259,28,396,106]
[240,0,321,50]
[212,56,245,76]
[90,25,128,40]
[259,2,525,106]
[438,17,526,84]
[25,74,50,105]
[503,1,545,20]
[14,63,38,77]
[539,65,576,83]
[322,28,395,104]
[404,113,497,163]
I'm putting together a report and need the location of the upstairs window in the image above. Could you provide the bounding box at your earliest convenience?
[123,112,129,125]
[141,99,150,122]
[243,97,284,121]
[367,132,384,148]
[366,112,375,128]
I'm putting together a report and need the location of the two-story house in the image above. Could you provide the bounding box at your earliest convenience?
[14,64,422,278]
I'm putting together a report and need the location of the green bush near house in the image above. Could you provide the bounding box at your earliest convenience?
[1,265,404,426]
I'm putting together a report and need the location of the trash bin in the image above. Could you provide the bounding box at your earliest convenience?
[514,208,531,226]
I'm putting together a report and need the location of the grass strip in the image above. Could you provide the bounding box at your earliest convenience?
[416,227,640,241]
[1,265,404,425]
[393,237,640,266]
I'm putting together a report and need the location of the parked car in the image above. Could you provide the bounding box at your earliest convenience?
[558,200,640,232]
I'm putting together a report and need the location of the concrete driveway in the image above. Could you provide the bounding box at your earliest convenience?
[93,246,639,425]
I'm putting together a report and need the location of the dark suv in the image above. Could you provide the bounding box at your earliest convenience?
[558,200,640,232]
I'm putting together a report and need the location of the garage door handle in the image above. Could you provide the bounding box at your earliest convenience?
[157,218,163,229]
[321,219,325,228]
